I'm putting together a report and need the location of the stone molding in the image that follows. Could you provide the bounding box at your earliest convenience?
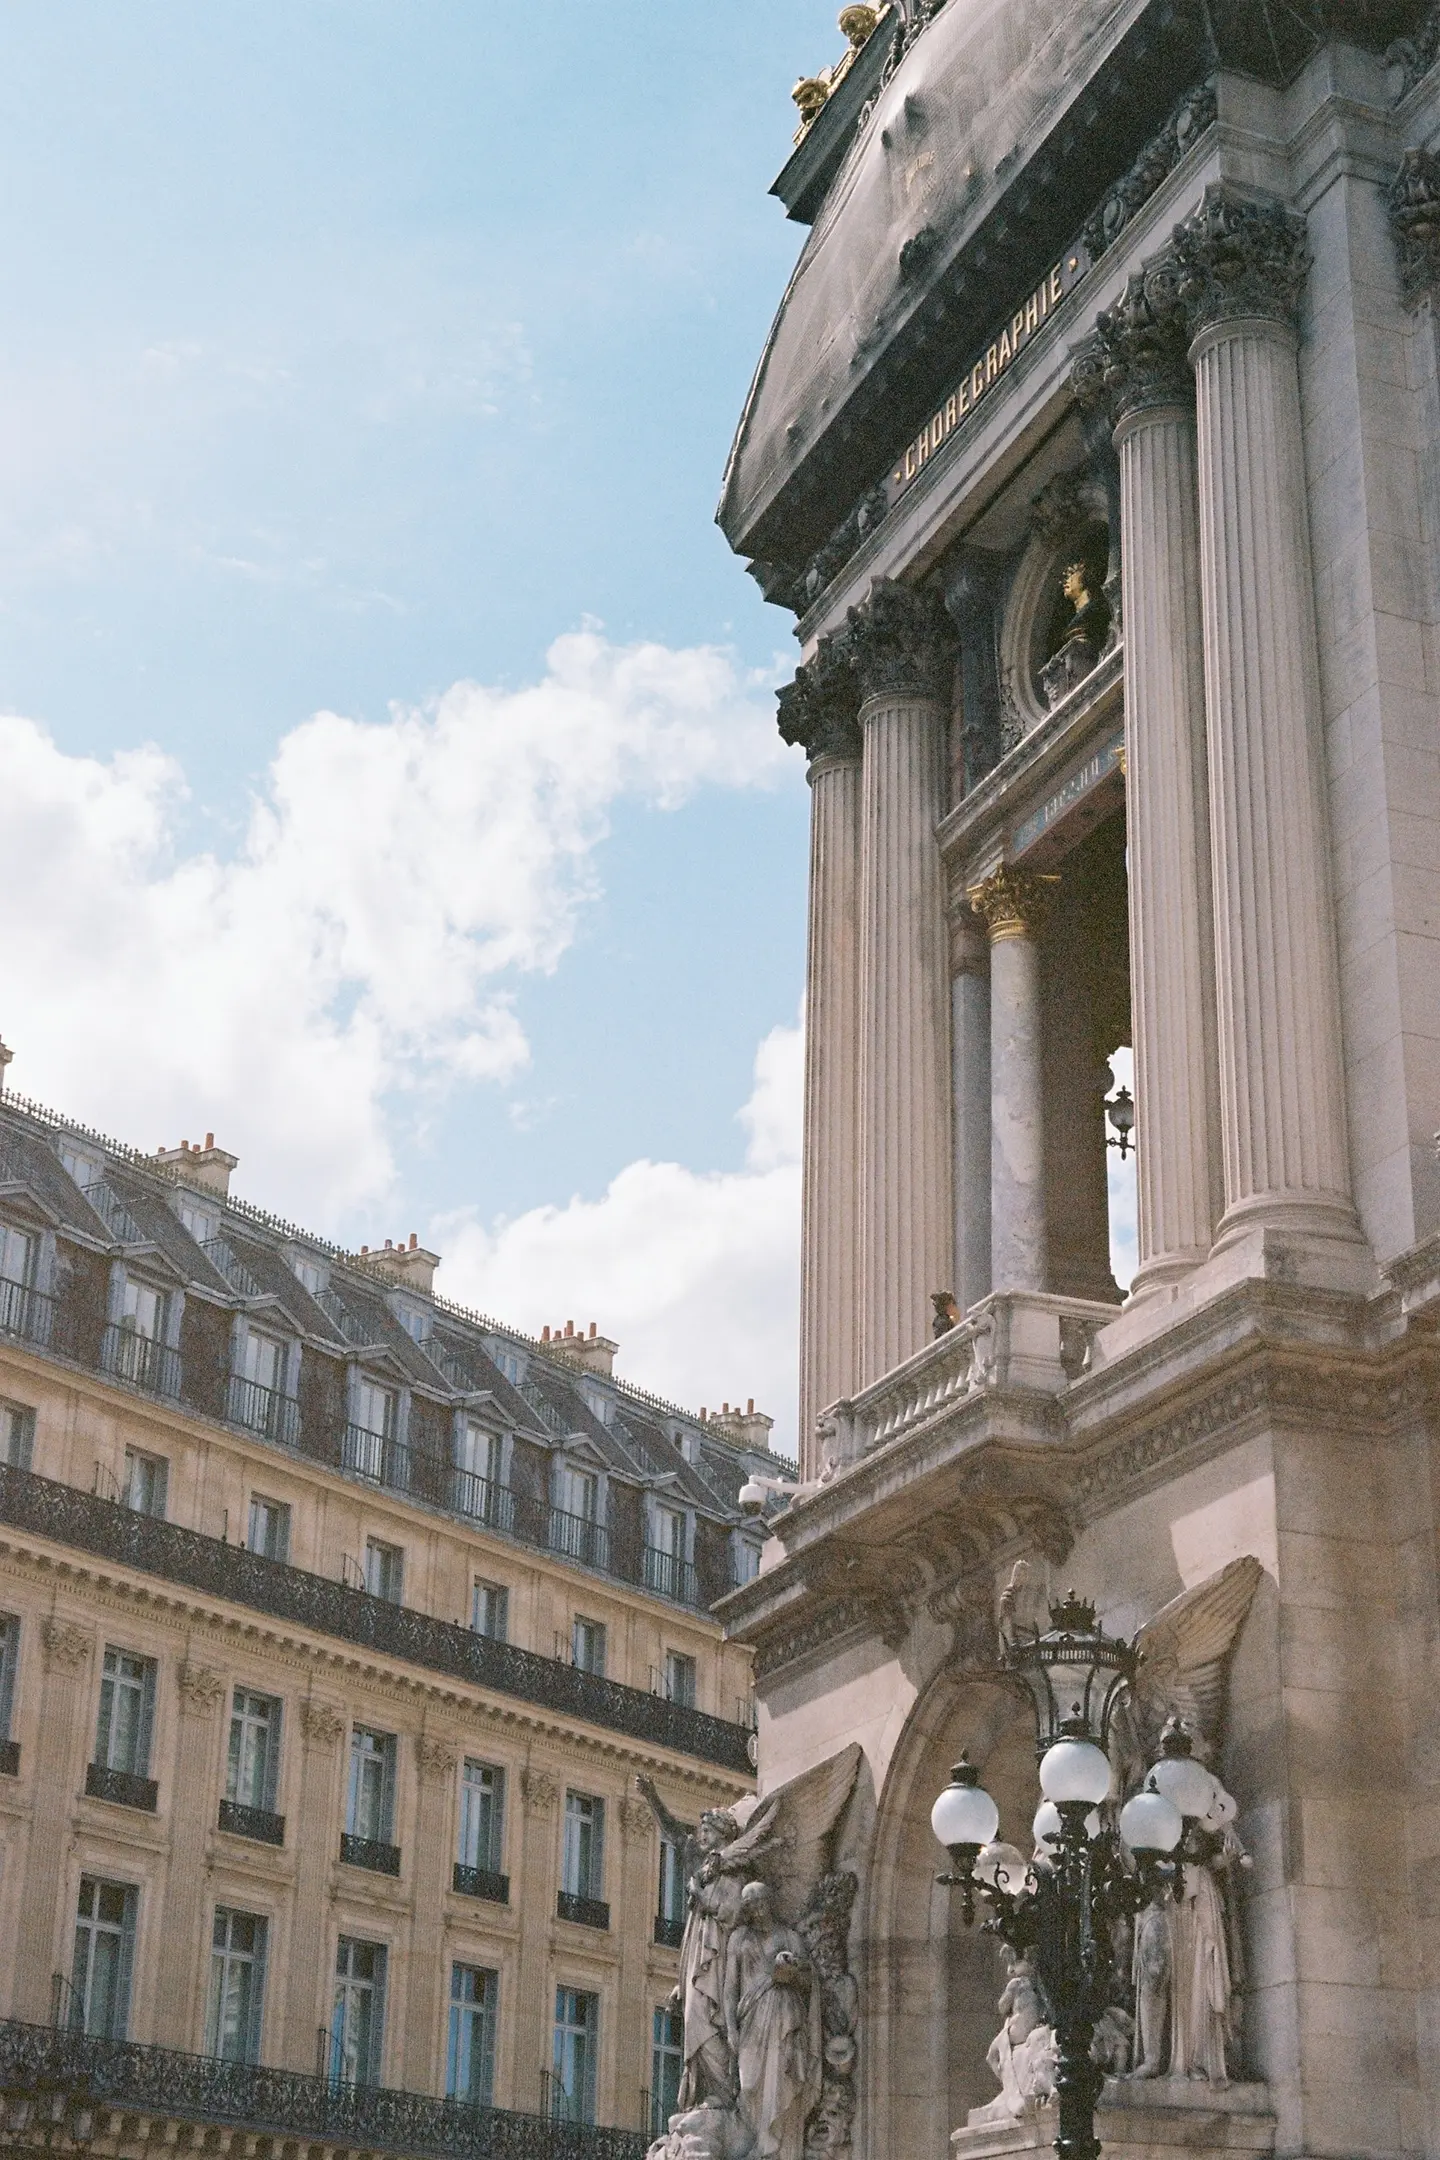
[967,865,1058,941]
[521,1767,558,1815]
[415,1734,457,1781]
[1082,81,1219,261]
[1388,7,1440,100]
[1072,258,1192,428]
[777,630,863,764]
[846,578,955,705]
[177,1661,225,1715]
[300,1699,346,1748]
[40,1617,91,1672]
[1388,147,1440,306]
[1170,184,1310,338]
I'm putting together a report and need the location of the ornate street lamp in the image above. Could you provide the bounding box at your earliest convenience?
[931,1595,1185,2160]
[1105,1084,1135,1160]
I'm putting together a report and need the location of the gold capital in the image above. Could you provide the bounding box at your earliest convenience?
[967,866,1059,941]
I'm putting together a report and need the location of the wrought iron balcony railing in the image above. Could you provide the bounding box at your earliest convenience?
[547,1507,609,1572]
[217,1799,285,1846]
[453,1863,509,1905]
[451,1468,516,1533]
[340,1832,401,1876]
[100,1325,182,1400]
[0,2018,648,2160]
[652,1914,685,1950]
[641,1548,697,1607]
[0,1463,753,1772]
[0,1278,65,1354]
[0,1740,19,1778]
[555,1891,609,1931]
[201,1239,265,1299]
[342,1424,411,1492]
[85,1763,159,1812]
[227,1375,301,1446]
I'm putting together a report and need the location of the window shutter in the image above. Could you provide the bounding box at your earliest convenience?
[115,1887,138,2041]
[138,1661,157,1776]
[264,1702,282,1813]
[249,1918,269,2065]
[369,1947,388,2086]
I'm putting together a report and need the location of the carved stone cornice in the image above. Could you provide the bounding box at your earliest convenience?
[777,629,862,764]
[1170,185,1310,339]
[845,578,956,707]
[1072,258,1192,428]
[967,865,1059,942]
[521,1768,558,1815]
[1082,82,1219,262]
[1388,148,1440,307]
[41,1618,91,1672]
[177,1661,225,1716]
[300,1699,346,1748]
[415,1734,457,1781]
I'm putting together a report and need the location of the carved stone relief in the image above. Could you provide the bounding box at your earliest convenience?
[41,1618,92,1672]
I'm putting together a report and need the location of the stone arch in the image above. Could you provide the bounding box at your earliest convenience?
[858,1661,1038,2156]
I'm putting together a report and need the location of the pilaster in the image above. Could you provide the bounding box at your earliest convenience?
[282,1697,346,2070]
[948,898,991,1317]
[154,1660,226,2048]
[403,1735,456,2091]
[12,1619,92,2022]
[851,580,957,1388]
[968,868,1055,1296]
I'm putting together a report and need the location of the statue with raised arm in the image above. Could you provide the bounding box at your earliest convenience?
[724,1881,823,2160]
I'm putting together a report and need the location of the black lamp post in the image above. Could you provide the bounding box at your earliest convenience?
[1105,1085,1135,1160]
[930,1595,1185,2160]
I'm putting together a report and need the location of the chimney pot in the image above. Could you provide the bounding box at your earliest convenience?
[542,1325,551,1342]
[722,1402,729,1414]
[747,1398,754,1414]
[700,1408,707,1421]
[204,1132,214,1150]
[409,1233,417,1251]
[361,1245,369,1256]
[565,1320,574,1338]
[384,1238,393,1250]
[588,1321,596,1339]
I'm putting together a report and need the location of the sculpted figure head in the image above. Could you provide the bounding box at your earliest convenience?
[698,1808,739,1853]
[739,1879,774,1927]
[1062,561,1091,612]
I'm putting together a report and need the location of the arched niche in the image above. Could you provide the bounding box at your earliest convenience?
[858,1661,1038,2155]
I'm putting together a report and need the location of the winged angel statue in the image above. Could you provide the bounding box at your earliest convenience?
[639,1743,862,2160]
[978,1554,1263,2117]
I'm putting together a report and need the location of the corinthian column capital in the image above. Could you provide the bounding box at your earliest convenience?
[845,578,955,706]
[1071,257,1192,428]
[1171,184,1310,339]
[1388,148,1440,308]
[777,629,862,764]
[967,865,1057,941]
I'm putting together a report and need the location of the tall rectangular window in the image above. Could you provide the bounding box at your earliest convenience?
[651,2005,684,2136]
[1,1401,34,1470]
[356,1379,397,1438]
[0,1613,19,1747]
[122,1448,168,1518]
[663,1652,696,1709]
[557,1464,597,1521]
[561,1792,604,1901]
[248,1495,291,1563]
[121,1279,165,1341]
[551,1988,598,2125]
[227,1690,281,1812]
[571,1617,606,1677]
[242,1329,285,1393]
[458,1761,505,1874]
[458,1421,501,1483]
[364,1539,404,1604]
[346,1728,396,1844]
[71,1878,137,2039]
[0,1223,35,1287]
[331,1938,386,2087]
[652,1505,686,1558]
[472,1581,509,1641]
[447,1964,498,2106]
[658,1838,687,1933]
[96,1649,156,1776]
[206,1908,267,2063]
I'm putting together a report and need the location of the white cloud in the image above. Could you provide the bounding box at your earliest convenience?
[434,1018,804,1454]
[0,629,790,1220]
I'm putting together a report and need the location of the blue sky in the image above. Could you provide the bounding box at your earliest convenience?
[0,5,1135,1441]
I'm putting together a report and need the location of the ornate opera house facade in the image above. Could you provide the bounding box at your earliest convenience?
[712,2,1440,2155]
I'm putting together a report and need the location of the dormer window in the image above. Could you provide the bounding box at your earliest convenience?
[121,1280,165,1342]
[489,1341,524,1387]
[580,1383,612,1428]
[58,1144,101,1191]
[394,1303,430,1347]
[0,1224,35,1291]
[289,1253,327,1298]
[173,1194,218,1246]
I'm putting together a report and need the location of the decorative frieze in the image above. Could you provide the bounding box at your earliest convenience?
[845,578,955,705]
[1170,184,1310,337]
[1388,147,1440,306]
[967,865,1058,941]
[1082,82,1219,261]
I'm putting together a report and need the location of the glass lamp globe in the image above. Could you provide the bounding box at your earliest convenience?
[973,1840,1028,1890]
[931,1759,1000,1853]
[1033,1800,1101,1847]
[1149,1752,1213,1820]
[1038,1737,1112,1806]
[1118,1782,1184,1853]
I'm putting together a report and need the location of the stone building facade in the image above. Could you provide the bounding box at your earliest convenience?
[716,3,1440,2155]
[0,1068,775,2158]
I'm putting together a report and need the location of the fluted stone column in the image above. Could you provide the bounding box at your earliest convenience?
[779,644,863,1470]
[948,898,991,1314]
[154,1660,227,2047]
[1073,266,1223,1293]
[13,1618,92,2021]
[969,868,1054,1293]
[1175,186,1363,1260]
[850,581,957,1387]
